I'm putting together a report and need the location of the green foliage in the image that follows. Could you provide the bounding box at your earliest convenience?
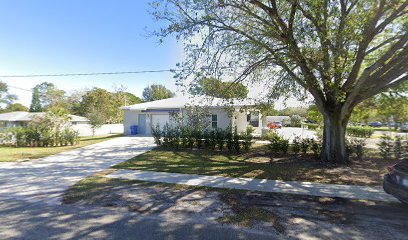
[266,131,289,156]
[301,139,312,155]
[289,115,302,127]
[86,107,107,136]
[292,136,301,155]
[310,139,322,159]
[257,102,278,118]
[350,98,377,124]
[152,123,162,145]
[142,84,175,102]
[233,127,241,153]
[190,77,248,99]
[377,134,393,160]
[226,128,233,153]
[346,138,367,160]
[375,82,408,124]
[278,107,308,118]
[346,126,374,138]
[394,136,403,160]
[215,128,225,151]
[306,105,323,124]
[1,103,28,113]
[29,88,42,112]
[152,0,407,164]
[2,113,79,147]
[0,80,17,106]
[241,126,254,153]
[305,123,319,130]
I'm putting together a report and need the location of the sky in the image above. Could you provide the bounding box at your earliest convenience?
[0,0,306,109]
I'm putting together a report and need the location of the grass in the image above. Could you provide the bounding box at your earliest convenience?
[114,144,397,186]
[0,134,121,162]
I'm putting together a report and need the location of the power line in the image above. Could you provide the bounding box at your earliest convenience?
[0,69,180,78]
[8,85,33,92]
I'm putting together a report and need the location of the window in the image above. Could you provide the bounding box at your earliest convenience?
[248,112,259,127]
[0,121,6,128]
[211,114,218,128]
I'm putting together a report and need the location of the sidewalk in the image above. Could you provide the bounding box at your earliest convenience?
[106,170,398,202]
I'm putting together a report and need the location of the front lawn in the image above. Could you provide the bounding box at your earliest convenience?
[114,144,396,186]
[0,134,121,162]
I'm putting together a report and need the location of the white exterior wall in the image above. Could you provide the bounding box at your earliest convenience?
[208,108,232,130]
[72,123,123,136]
[123,110,139,135]
[232,110,262,135]
[122,107,261,136]
[233,111,248,133]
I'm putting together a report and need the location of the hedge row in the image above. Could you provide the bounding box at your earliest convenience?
[152,124,254,153]
[346,126,374,138]
[2,126,80,147]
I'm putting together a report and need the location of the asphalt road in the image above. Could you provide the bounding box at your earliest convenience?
[0,198,277,240]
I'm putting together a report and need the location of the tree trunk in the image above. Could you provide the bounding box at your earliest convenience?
[321,110,349,164]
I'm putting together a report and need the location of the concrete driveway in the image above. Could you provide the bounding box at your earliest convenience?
[0,136,155,205]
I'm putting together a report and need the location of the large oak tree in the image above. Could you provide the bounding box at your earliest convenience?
[152,0,408,163]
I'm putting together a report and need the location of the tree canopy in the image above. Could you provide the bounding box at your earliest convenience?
[0,80,17,107]
[142,84,175,102]
[1,103,28,113]
[152,0,408,163]
[29,88,42,112]
[190,77,249,99]
[78,87,141,123]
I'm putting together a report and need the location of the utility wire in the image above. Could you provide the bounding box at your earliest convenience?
[0,69,180,78]
[8,85,33,92]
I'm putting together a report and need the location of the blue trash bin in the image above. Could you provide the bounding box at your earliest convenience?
[130,125,138,135]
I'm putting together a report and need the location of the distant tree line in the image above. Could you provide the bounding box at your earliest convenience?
[0,80,177,125]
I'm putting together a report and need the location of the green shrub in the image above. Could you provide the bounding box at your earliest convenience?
[241,126,254,153]
[209,130,217,151]
[346,126,374,138]
[394,136,403,160]
[305,123,319,130]
[226,128,233,153]
[233,127,241,153]
[377,134,393,160]
[301,138,311,154]
[193,129,202,149]
[348,138,366,160]
[180,127,188,149]
[203,129,210,149]
[266,131,289,155]
[162,123,169,147]
[292,136,301,155]
[289,115,302,127]
[152,123,162,146]
[215,128,225,151]
[310,139,322,159]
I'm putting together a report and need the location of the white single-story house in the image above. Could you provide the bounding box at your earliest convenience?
[0,111,89,129]
[121,96,262,136]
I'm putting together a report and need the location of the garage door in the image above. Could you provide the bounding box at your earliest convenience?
[151,114,170,130]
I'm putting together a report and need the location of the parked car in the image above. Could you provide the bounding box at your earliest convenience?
[387,122,400,128]
[267,121,282,129]
[384,159,408,204]
[400,123,408,132]
[367,121,382,127]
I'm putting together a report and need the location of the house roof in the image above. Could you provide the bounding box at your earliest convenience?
[120,96,258,111]
[0,111,89,122]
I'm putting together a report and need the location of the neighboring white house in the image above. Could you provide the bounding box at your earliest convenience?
[0,111,89,129]
[121,96,262,136]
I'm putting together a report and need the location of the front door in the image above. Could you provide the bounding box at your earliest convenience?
[138,114,146,135]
